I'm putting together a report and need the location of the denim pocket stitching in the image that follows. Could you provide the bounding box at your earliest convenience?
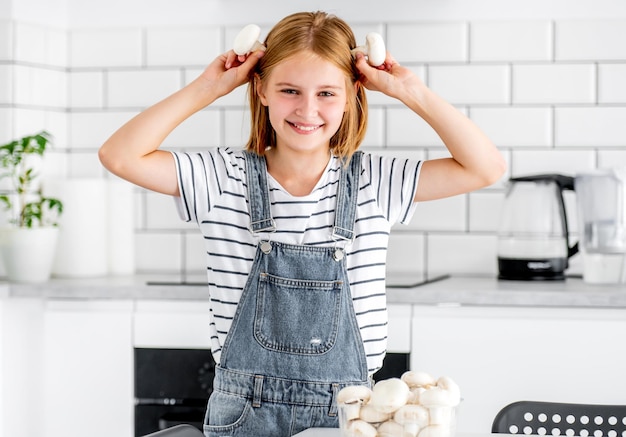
[204,392,253,433]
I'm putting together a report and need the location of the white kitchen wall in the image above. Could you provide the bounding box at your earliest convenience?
[2,0,626,279]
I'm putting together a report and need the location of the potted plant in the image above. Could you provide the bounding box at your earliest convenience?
[0,131,63,282]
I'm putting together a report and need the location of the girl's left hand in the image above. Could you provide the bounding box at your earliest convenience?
[354,52,422,101]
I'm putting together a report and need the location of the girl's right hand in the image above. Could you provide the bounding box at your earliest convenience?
[197,49,264,100]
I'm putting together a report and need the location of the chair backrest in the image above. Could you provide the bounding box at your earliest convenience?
[141,424,205,437]
[492,401,626,437]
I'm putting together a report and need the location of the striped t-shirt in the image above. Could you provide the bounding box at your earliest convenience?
[173,147,421,374]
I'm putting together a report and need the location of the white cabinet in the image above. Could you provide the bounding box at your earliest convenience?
[411,305,626,435]
[0,298,45,437]
[133,300,211,348]
[42,300,133,437]
[387,303,412,353]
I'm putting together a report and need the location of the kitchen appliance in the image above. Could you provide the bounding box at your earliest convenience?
[575,168,626,284]
[497,174,578,280]
[134,348,215,436]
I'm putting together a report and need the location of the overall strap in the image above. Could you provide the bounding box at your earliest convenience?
[244,151,275,233]
[332,151,363,242]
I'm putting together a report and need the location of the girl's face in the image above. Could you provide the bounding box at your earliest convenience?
[257,51,348,156]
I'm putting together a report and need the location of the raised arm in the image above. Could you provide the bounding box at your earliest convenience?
[98,50,264,196]
[355,52,506,202]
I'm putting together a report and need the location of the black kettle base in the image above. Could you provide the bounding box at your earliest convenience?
[498,257,568,281]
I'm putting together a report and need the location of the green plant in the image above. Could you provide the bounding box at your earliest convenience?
[0,131,63,228]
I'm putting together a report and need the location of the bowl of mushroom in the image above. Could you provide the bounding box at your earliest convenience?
[337,371,461,437]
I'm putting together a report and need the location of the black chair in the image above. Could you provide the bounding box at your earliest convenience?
[142,424,204,437]
[492,401,626,437]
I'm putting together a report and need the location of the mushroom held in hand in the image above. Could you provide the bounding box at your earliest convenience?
[351,32,386,66]
[233,24,266,55]
[368,377,411,414]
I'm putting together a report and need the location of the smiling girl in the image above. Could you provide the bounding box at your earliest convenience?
[99,11,505,437]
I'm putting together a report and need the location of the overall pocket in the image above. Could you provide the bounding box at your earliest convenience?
[204,391,251,435]
[254,272,342,354]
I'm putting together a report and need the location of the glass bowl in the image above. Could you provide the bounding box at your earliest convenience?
[338,401,458,437]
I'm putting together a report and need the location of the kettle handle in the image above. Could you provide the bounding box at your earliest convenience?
[510,174,580,261]
[552,175,579,261]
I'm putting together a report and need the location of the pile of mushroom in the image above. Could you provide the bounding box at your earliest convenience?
[337,371,461,437]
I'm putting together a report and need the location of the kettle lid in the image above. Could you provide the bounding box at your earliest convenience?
[510,174,575,190]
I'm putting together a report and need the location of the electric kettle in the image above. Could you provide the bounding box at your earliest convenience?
[497,174,579,280]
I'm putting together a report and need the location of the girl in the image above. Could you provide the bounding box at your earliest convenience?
[99,11,505,437]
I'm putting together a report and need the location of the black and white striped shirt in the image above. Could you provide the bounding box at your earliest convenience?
[173,147,421,374]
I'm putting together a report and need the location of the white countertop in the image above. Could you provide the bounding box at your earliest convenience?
[292,429,341,437]
[292,431,492,437]
[2,273,626,308]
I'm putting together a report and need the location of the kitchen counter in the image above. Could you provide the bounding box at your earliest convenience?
[292,430,490,437]
[293,429,340,437]
[2,273,626,308]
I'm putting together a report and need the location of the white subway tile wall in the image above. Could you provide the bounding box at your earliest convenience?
[0,21,13,61]
[469,21,553,62]
[555,20,626,61]
[69,29,143,68]
[0,65,12,104]
[599,64,626,103]
[68,71,104,108]
[512,64,596,104]
[3,13,626,278]
[556,107,626,147]
[470,107,553,147]
[107,69,181,108]
[388,22,468,63]
[145,28,222,67]
[429,64,511,105]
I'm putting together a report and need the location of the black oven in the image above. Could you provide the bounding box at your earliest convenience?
[133,347,408,436]
[134,348,215,437]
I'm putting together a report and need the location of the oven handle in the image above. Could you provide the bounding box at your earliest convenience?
[135,398,207,407]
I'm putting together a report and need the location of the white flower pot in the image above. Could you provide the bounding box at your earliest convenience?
[0,227,59,283]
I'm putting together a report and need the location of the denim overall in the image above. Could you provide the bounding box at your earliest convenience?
[203,151,369,437]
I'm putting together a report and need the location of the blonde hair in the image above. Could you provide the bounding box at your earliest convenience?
[245,11,368,161]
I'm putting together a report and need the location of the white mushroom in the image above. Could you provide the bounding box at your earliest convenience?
[337,385,372,421]
[402,370,436,389]
[394,404,430,437]
[418,424,453,437]
[351,32,386,66]
[359,403,392,424]
[436,376,461,407]
[345,419,377,437]
[233,24,266,55]
[419,387,455,425]
[368,377,411,414]
[407,386,426,404]
[377,420,406,437]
